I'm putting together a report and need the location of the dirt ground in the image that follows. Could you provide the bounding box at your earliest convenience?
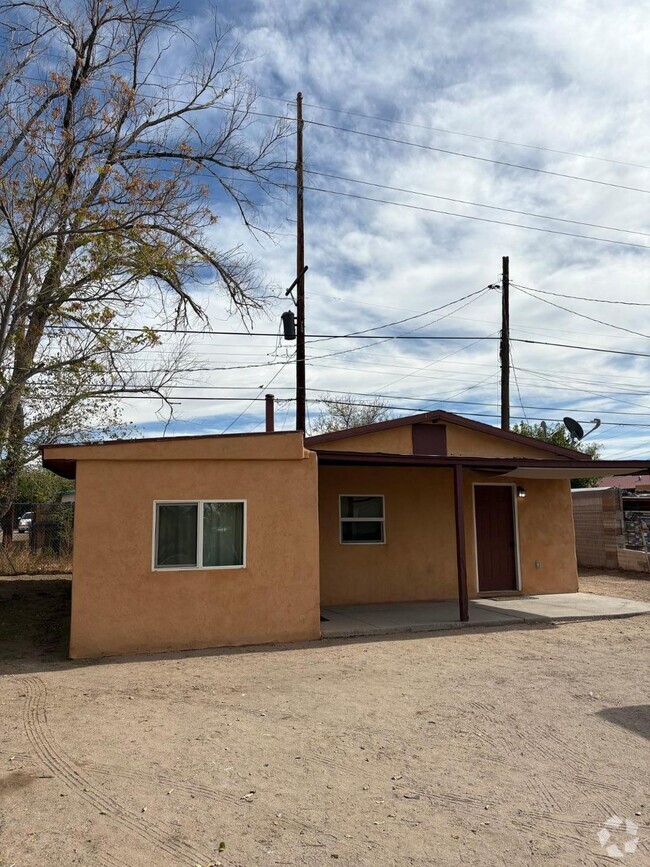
[0,574,648,867]
[579,568,650,603]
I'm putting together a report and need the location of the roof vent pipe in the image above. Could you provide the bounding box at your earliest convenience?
[265,394,275,432]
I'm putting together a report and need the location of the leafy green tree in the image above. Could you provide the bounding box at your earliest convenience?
[0,0,287,518]
[511,420,602,488]
[15,467,74,504]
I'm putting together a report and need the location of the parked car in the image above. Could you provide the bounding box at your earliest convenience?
[18,511,33,532]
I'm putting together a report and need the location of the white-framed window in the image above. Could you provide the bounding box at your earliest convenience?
[339,495,385,544]
[153,500,246,570]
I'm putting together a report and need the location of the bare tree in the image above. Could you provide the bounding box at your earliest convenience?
[0,0,289,515]
[311,393,393,434]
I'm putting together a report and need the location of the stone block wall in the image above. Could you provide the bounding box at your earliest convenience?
[572,487,624,569]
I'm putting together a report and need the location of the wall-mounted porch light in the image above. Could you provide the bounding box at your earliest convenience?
[517,486,527,499]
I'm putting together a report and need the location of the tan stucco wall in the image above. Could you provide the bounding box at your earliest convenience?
[319,467,578,605]
[446,425,571,460]
[465,473,579,595]
[69,443,320,658]
[319,466,456,604]
[312,426,413,454]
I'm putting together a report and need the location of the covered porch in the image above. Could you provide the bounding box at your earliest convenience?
[321,593,650,638]
[315,449,650,623]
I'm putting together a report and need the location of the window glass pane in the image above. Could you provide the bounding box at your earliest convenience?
[203,502,244,567]
[156,503,197,567]
[340,496,383,519]
[341,520,384,543]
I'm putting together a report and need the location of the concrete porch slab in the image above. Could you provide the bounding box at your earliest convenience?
[320,593,650,639]
[474,592,650,622]
[320,600,521,638]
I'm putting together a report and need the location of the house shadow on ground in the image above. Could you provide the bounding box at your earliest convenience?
[0,575,71,671]
[597,705,650,741]
[0,575,566,678]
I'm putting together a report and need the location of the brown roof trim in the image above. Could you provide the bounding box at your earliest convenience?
[39,429,299,453]
[42,457,77,480]
[314,450,650,472]
[305,409,589,461]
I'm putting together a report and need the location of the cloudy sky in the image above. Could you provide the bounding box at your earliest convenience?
[129,0,649,457]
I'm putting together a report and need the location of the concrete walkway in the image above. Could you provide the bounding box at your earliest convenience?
[320,593,650,639]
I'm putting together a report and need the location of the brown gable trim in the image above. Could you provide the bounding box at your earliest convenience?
[305,409,590,461]
[305,411,438,445]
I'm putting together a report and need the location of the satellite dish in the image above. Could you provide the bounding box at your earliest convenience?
[563,416,602,444]
[563,416,584,443]
[584,418,601,439]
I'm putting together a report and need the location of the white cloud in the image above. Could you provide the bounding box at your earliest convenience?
[124,0,650,456]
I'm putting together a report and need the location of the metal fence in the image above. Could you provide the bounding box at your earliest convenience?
[624,511,650,553]
[0,501,74,575]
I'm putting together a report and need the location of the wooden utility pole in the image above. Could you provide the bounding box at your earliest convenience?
[500,255,510,431]
[295,92,306,432]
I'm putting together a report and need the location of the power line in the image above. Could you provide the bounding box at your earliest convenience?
[306,170,650,238]
[512,337,650,359]
[299,100,650,171]
[17,66,644,172]
[306,286,492,344]
[516,286,650,339]
[306,119,650,196]
[40,324,650,357]
[37,389,650,422]
[221,348,293,434]
[512,283,650,307]
[304,184,649,249]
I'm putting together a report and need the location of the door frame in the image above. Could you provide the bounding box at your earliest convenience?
[472,482,522,595]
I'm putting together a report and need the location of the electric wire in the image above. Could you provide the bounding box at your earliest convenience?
[304,184,649,249]
[512,283,650,307]
[299,100,650,171]
[305,118,650,195]
[19,64,640,172]
[515,286,650,339]
[305,170,650,238]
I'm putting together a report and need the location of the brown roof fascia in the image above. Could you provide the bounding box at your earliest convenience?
[314,450,650,472]
[305,409,589,461]
[42,458,77,480]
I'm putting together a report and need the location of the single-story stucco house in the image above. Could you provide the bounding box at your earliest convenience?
[42,410,650,659]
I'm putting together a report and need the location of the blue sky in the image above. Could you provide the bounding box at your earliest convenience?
[128,0,649,458]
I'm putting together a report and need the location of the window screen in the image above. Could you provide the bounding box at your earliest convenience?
[155,503,198,567]
[340,495,385,544]
[154,501,245,569]
[202,501,245,567]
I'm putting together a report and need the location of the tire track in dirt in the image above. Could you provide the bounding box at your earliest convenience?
[96,852,136,867]
[82,759,338,841]
[17,675,223,867]
[523,775,564,813]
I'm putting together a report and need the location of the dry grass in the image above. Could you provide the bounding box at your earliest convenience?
[0,541,72,576]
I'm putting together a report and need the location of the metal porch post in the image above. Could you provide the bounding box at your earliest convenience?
[453,463,470,622]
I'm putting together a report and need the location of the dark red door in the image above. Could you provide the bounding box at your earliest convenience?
[474,486,518,592]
